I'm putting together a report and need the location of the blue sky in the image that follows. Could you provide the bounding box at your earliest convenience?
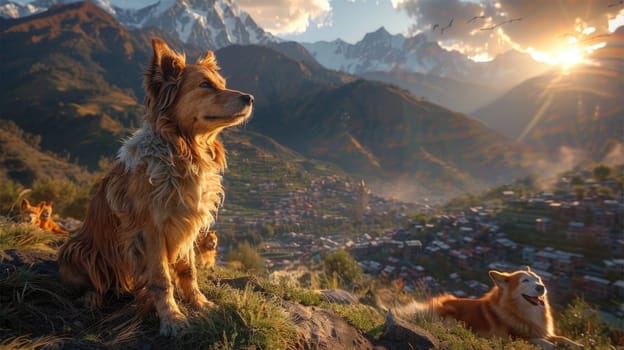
[276,0,412,43]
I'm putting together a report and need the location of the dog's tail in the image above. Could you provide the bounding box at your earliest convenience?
[390,294,455,320]
[390,299,432,319]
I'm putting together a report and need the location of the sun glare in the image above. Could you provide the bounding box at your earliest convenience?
[528,38,607,72]
[554,47,584,69]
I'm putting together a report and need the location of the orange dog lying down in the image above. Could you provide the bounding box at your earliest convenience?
[391,267,583,349]
[20,199,68,235]
[57,38,253,336]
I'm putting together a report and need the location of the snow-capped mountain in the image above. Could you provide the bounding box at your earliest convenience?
[302,27,470,77]
[0,0,116,17]
[0,0,275,49]
[115,0,275,48]
[0,0,45,17]
[303,27,549,90]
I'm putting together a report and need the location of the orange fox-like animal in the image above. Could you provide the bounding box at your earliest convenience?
[195,229,218,269]
[57,38,253,337]
[20,199,68,235]
[391,267,583,350]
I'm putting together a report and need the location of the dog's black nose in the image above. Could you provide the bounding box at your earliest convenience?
[241,94,254,105]
[535,285,544,294]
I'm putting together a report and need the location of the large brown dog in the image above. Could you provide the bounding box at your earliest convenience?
[57,38,253,336]
[391,268,583,349]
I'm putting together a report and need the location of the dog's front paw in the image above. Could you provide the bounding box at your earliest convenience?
[159,310,188,337]
[190,292,215,310]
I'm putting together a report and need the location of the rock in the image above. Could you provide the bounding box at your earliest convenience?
[285,302,376,350]
[377,311,439,350]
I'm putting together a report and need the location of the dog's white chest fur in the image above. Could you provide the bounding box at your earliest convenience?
[118,124,223,227]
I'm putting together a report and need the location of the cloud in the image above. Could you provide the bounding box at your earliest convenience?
[237,0,332,35]
[394,0,624,59]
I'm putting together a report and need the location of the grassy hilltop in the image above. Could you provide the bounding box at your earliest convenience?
[0,218,616,350]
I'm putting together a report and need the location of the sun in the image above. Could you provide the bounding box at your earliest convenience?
[528,43,594,72]
[553,47,585,69]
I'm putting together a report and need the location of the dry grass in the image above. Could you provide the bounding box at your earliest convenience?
[0,217,63,253]
[0,335,63,350]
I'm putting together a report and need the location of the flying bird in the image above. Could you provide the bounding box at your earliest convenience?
[440,19,454,34]
[480,17,522,31]
[432,23,440,31]
[467,15,486,23]
[608,0,623,7]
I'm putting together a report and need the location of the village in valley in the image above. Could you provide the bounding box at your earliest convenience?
[214,166,624,321]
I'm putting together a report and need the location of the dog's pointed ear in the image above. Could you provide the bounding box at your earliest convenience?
[197,50,219,71]
[145,38,186,96]
[21,199,30,210]
[489,270,509,288]
[37,201,46,209]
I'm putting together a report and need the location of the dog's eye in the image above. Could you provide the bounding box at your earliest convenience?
[199,81,214,89]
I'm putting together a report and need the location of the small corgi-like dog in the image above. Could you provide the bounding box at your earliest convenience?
[391,267,583,349]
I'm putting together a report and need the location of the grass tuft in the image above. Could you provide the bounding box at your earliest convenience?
[259,278,323,306]
[0,217,63,253]
[324,303,385,335]
[0,335,63,350]
[178,283,299,349]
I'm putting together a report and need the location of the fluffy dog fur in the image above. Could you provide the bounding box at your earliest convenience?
[391,268,583,349]
[20,199,68,235]
[57,38,253,336]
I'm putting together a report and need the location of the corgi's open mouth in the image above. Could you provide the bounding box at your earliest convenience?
[522,294,545,306]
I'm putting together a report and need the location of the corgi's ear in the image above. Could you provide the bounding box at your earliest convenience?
[197,50,219,71]
[145,38,186,98]
[489,270,509,288]
[21,199,30,209]
[37,201,46,209]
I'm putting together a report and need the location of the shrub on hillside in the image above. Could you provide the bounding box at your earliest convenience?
[558,298,616,348]
[0,180,26,218]
[30,178,91,219]
[227,241,267,275]
[321,249,364,290]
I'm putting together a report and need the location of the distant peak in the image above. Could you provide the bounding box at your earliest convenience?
[46,1,109,16]
[361,26,394,42]
[374,26,389,35]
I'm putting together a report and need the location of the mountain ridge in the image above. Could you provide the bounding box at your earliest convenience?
[0,0,276,49]
[301,26,551,92]
[0,2,532,199]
